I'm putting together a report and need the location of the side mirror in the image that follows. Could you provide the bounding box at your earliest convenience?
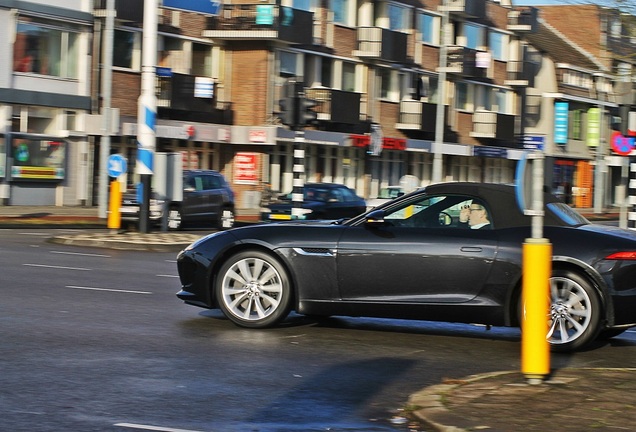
[365,209,386,225]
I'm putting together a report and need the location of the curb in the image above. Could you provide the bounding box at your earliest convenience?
[47,232,202,252]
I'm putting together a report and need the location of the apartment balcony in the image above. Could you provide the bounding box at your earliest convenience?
[439,0,486,19]
[353,27,408,64]
[507,7,538,33]
[504,60,534,87]
[470,110,515,141]
[396,100,447,133]
[440,46,490,79]
[93,0,143,22]
[156,73,233,124]
[306,88,364,125]
[203,5,313,45]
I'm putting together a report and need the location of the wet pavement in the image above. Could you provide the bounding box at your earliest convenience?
[1,205,633,431]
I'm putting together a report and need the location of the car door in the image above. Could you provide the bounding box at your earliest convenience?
[336,194,498,304]
[181,174,208,223]
[202,173,224,221]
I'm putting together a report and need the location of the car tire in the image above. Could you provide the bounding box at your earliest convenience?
[215,251,292,328]
[219,208,235,230]
[167,207,182,230]
[547,269,601,352]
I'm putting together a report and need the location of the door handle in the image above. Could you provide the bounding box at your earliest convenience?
[461,246,483,253]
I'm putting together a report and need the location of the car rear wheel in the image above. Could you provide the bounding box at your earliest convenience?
[548,270,601,352]
[167,207,182,230]
[216,251,292,328]
[219,208,235,229]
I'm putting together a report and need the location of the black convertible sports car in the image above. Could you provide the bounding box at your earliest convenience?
[177,182,636,352]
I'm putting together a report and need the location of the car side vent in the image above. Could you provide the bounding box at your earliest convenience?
[293,247,334,257]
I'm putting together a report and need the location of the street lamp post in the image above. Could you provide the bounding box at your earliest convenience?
[432,0,449,184]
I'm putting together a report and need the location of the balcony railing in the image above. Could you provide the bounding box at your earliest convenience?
[440,0,486,19]
[396,100,445,133]
[354,27,408,63]
[470,110,515,141]
[442,46,490,78]
[93,0,143,22]
[504,60,533,87]
[305,88,363,125]
[204,5,313,45]
[507,7,538,33]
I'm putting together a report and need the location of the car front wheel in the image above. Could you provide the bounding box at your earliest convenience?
[215,251,292,328]
[548,270,601,352]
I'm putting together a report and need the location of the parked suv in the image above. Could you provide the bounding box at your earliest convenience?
[120,170,235,230]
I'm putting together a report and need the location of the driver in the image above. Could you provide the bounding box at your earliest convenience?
[459,200,491,229]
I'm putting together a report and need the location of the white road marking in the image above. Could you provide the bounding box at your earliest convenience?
[66,285,152,295]
[165,259,177,263]
[23,263,91,271]
[50,250,111,258]
[114,423,204,432]
[157,274,179,278]
[18,232,50,236]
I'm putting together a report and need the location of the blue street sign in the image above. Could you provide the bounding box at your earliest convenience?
[107,154,127,178]
[162,0,221,16]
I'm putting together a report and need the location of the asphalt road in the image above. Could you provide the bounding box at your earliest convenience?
[2,228,635,432]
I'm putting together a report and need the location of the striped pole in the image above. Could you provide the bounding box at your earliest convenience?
[136,0,158,233]
[291,130,305,220]
[629,158,636,230]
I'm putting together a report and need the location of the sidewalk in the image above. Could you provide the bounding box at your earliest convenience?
[407,367,636,431]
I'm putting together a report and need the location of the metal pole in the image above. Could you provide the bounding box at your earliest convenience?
[594,101,606,214]
[137,0,158,233]
[432,0,449,184]
[98,0,115,219]
[291,129,305,220]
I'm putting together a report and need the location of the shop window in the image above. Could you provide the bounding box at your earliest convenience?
[13,19,80,79]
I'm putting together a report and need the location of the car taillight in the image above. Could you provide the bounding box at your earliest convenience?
[605,251,636,260]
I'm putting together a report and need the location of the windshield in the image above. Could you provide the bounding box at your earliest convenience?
[547,202,589,226]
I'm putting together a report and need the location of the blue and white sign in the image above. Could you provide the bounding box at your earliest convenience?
[554,102,569,144]
[107,154,127,178]
[522,135,545,151]
[162,0,221,16]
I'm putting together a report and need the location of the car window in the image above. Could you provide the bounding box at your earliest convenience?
[382,194,492,229]
[205,175,222,190]
[340,187,358,201]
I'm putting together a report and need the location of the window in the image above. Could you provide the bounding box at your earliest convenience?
[321,58,333,87]
[418,13,439,45]
[13,19,80,78]
[293,0,316,12]
[379,68,398,101]
[332,0,352,26]
[381,194,492,229]
[192,43,212,77]
[342,62,356,92]
[489,31,507,61]
[279,51,299,77]
[463,23,484,50]
[387,3,409,31]
[455,82,470,111]
[113,30,139,70]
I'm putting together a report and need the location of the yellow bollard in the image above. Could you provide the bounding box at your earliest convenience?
[521,238,551,384]
[107,179,122,230]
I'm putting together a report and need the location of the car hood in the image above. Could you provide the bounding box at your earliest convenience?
[576,223,636,240]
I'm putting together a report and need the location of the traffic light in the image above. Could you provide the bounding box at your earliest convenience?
[276,95,296,128]
[298,96,318,128]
